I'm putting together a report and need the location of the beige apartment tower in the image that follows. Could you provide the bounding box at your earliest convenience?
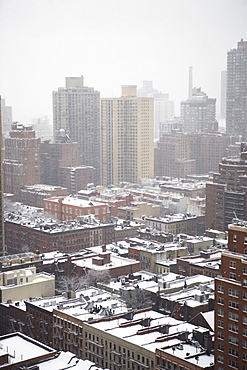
[101,85,154,186]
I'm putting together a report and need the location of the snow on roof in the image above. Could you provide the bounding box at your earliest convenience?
[160,340,214,368]
[0,333,55,364]
[59,196,105,207]
[201,310,214,331]
[27,287,128,320]
[72,253,138,270]
[37,352,101,369]
[87,311,211,357]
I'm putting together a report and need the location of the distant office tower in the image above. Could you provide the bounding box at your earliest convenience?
[1,98,12,138]
[137,81,158,97]
[138,81,174,139]
[154,93,174,139]
[159,117,182,137]
[226,39,247,139]
[31,116,53,141]
[40,139,82,186]
[206,143,247,231]
[215,223,247,370]
[0,97,5,256]
[180,87,217,133]
[220,70,226,120]
[101,85,154,186]
[154,132,234,178]
[4,123,41,201]
[53,76,101,184]
[154,133,196,178]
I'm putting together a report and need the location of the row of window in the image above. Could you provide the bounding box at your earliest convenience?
[218,321,247,337]
[218,356,247,368]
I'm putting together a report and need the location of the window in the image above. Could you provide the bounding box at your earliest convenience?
[218,308,224,317]
[218,320,224,328]
[233,234,237,242]
[218,285,224,293]
[228,348,238,357]
[229,335,238,345]
[228,324,238,333]
[218,344,224,351]
[229,312,238,321]
[244,267,247,275]
[218,297,224,305]
[243,316,247,324]
[244,328,247,336]
[230,272,236,280]
[218,355,224,363]
[243,292,247,300]
[229,301,239,309]
[218,332,224,340]
[243,341,247,349]
[230,261,236,268]
[228,359,238,368]
[244,280,247,287]
[229,288,239,297]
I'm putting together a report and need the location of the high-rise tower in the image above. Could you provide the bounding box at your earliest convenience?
[101,85,154,186]
[180,87,217,134]
[137,81,174,140]
[226,39,247,139]
[53,76,101,185]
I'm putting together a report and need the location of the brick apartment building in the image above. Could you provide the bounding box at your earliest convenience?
[19,184,69,208]
[215,222,247,369]
[4,123,41,201]
[40,138,81,186]
[59,166,95,194]
[44,196,109,223]
[5,215,115,255]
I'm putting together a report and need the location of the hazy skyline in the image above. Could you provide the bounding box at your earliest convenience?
[0,0,247,124]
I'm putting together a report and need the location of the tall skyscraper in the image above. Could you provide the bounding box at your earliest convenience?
[53,76,101,184]
[220,70,226,120]
[226,39,247,139]
[101,85,154,186]
[137,81,174,140]
[180,87,217,134]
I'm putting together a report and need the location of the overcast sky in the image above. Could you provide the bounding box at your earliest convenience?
[0,0,246,124]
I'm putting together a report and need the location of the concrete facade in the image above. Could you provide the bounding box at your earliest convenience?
[226,39,247,139]
[101,85,154,186]
[0,266,55,303]
[53,76,101,184]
